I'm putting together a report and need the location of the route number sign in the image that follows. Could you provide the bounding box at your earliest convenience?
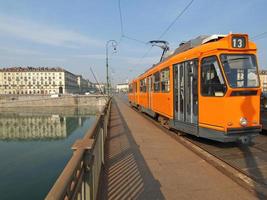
[232,36,246,48]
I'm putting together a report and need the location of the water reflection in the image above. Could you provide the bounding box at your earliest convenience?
[0,115,72,140]
[0,106,97,200]
[0,106,99,141]
[0,105,101,116]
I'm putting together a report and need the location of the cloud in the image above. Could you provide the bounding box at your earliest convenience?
[39,57,67,62]
[0,15,103,48]
[0,46,67,66]
[0,47,45,56]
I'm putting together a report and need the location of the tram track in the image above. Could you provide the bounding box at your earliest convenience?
[117,95,267,198]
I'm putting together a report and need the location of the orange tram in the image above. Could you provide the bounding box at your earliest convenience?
[128,33,262,143]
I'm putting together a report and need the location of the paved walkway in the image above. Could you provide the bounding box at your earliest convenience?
[99,96,256,200]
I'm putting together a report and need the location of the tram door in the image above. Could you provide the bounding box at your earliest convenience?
[174,63,184,121]
[148,76,153,109]
[174,60,198,125]
[134,82,137,103]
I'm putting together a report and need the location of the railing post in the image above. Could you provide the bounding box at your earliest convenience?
[102,99,111,163]
[101,114,105,164]
[84,153,94,200]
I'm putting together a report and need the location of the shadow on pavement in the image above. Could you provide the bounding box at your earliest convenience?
[98,101,164,200]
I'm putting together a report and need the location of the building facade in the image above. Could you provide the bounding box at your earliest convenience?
[259,70,267,92]
[77,75,89,94]
[116,83,129,93]
[0,67,83,95]
[95,83,106,94]
[88,81,97,92]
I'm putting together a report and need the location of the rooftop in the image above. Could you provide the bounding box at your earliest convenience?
[259,70,267,74]
[0,67,65,72]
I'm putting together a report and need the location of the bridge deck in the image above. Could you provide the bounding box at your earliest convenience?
[99,96,255,200]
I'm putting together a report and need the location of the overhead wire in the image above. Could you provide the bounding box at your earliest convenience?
[136,46,153,67]
[118,0,124,37]
[118,0,147,46]
[159,0,194,39]
[136,0,195,67]
[251,31,267,40]
[89,67,107,100]
[117,0,150,75]
[122,35,147,44]
[117,0,195,75]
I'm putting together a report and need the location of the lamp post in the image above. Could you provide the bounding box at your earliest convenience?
[106,40,118,96]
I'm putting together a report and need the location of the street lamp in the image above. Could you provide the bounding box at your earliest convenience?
[106,40,118,96]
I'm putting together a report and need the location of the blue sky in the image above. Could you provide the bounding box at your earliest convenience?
[0,0,266,84]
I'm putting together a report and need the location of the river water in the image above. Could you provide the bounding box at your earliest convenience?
[0,106,99,200]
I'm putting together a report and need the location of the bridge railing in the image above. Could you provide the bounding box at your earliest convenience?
[45,98,112,200]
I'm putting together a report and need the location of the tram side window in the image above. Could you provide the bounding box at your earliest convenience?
[201,56,226,96]
[129,84,133,93]
[140,79,146,92]
[150,77,153,92]
[161,67,170,92]
[153,72,160,92]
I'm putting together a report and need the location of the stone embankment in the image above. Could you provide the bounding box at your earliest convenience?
[0,94,107,108]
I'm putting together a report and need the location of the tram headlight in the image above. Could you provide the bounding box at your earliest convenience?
[240,117,248,127]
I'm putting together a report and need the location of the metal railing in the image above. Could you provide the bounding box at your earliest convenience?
[45,98,112,200]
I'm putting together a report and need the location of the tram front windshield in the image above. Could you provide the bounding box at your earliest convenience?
[220,54,259,88]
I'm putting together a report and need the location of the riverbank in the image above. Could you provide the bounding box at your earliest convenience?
[0,94,107,108]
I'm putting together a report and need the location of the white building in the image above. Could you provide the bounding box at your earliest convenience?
[116,83,129,93]
[0,67,80,95]
[95,83,106,93]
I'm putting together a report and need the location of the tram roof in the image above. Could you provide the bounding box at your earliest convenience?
[134,33,256,80]
[143,34,226,73]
